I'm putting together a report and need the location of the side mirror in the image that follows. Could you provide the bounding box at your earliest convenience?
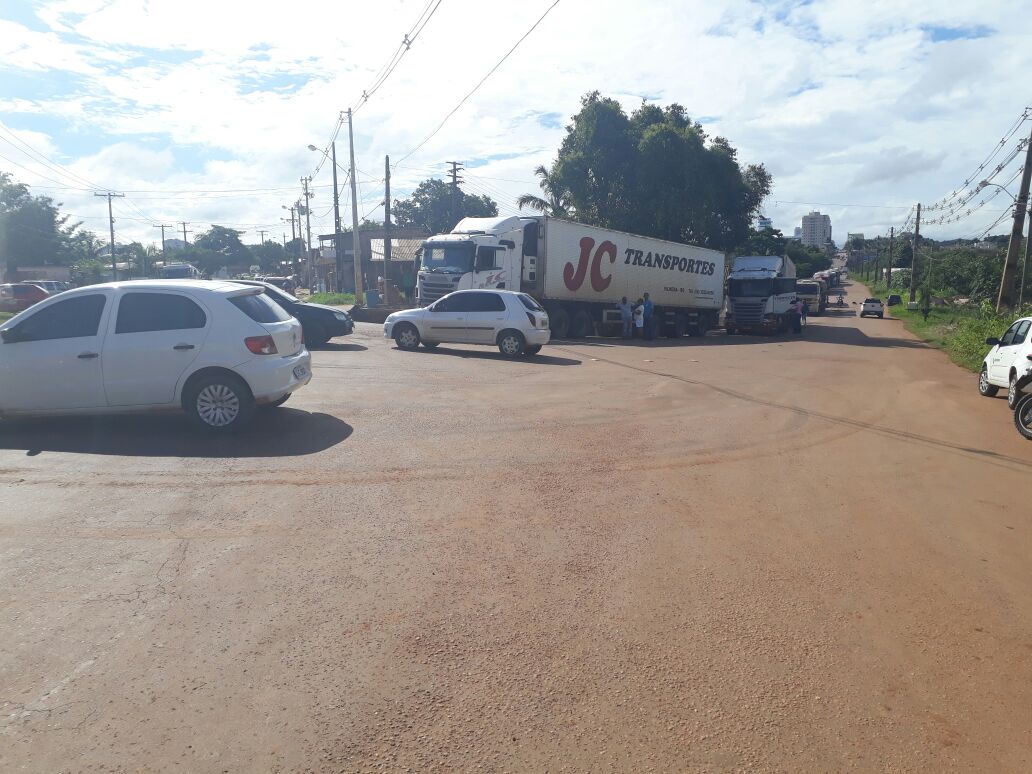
[499,239,516,249]
[985,337,1000,346]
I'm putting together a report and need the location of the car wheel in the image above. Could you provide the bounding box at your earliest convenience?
[524,344,542,356]
[1008,372,1021,409]
[394,323,420,350]
[1015,395,1032,440]
[497,329,526,357]
[260,393,291,410]
[304,322,327,349]
[878,313,884,318]
[422,341,440,349]
[978,366,999,397]
[186,373,255,433]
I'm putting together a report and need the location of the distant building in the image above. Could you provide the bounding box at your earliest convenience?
[756,216,773,231]
[800,211,832,248]
[847,232,865,245]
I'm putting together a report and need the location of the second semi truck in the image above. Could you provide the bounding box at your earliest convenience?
[417,216,725,338]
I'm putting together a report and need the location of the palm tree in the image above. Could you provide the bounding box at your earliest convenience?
[517,165,571,218]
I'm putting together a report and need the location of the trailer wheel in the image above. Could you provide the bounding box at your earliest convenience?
[666,315,688,338]
[550,307,570,339]
[569,309,593,338]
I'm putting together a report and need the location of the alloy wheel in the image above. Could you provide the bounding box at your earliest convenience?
[196,384,240,427]
[398,328,418,348]
[500,335,521,355]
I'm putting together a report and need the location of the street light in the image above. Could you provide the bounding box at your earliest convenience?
[978,179,1017,201]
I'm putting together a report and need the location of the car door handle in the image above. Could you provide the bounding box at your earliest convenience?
[78,352,100,359]
[173,344,195,351]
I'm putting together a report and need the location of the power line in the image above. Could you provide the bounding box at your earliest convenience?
[394,0,564,167]
[0,122,108,190]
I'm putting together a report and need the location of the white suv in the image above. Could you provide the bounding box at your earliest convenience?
[0,280,311,432]
[859,298,884,318]
[979,316,1032,408]
[384,290,550,357]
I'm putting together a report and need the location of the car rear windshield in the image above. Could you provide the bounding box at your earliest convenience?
[230,292,292,323]
[517,293,543,311]
[865,298,881,303]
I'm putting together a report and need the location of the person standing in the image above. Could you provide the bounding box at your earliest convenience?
[618,296,633,338]
[642,292,655,340]
[799,298,808,327]
[633,299,645,338]
[786,298,803,335]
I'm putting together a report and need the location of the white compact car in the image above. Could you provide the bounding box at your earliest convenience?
[0,280,311,432]
[384,289,550,357]
[859,298,884,318]
[979,316,1032,408]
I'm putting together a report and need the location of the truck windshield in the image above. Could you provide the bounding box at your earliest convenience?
[728,279,774,298]
[796,284,820,295]
[421,243,474,274]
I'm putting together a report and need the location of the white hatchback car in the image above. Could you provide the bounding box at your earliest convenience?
[979,316,1032,408]
[384,289,550,357]
[0,280,311,432]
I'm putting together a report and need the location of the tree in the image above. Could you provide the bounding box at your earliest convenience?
[785,240,831,278]
[393,178,497,235]
[0,171,94,275]
[741,227,786,256]
[192,226,254,274]
[251,240,289,272]
[517,165,571,217]
[544,93,772,251]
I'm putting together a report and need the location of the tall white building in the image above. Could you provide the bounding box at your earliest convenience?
[800,211,832,248]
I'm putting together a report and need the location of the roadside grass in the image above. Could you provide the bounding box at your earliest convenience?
[858,276,1032,373]
[0,312,12,323]
[307,292,356,306]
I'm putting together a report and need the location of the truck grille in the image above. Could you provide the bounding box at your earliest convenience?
[731,300,765,325]
[417,279,458,306]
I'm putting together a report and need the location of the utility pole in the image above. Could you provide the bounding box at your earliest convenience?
[347,108,364,305]
[447,161,463,226]
[384,154,392,298]
[909,203,921,303]
[153,223,172,278]
[886,227,895,286]
[1020,205,1031,308]
[330,141,343,293]
[301,177,314,289]
[258,229,267,245]
[180,221,191,246]
[997,130,1032,311]
[95,191,125,280]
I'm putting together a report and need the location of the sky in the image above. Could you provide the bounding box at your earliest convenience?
[1,0,1030,249]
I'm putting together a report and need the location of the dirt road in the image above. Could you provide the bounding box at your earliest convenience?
[2,283,1031,772]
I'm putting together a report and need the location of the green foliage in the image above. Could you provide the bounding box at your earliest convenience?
[784,239,831,278]
[308,292,355,306]
[517,165,570,217]
[251,240,290,272]
[393,178,498,235]
[0,171,95,272]
[545,93,771,251]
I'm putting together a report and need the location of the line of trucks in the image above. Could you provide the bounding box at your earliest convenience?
[414,215,846,337]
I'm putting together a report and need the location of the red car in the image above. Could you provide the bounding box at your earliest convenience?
[0,283,50,313]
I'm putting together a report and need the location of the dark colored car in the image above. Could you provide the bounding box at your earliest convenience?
[236,281,353,348]
[886,294,903,306]
[0,283,50,313]
[256,276,296,293]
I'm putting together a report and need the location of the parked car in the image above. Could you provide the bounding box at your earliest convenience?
[0,283,49,313]
[859,298,884,318]
[0,280,311,432]
[979,316,1032,408]
[886,294,903,306]
[384,289,550,357]
[235,280,353,347]
[31,281,67,296]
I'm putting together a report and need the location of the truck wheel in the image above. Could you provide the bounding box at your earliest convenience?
[668,315,688,338]
[725,326,737,336]
[550,307,570,339]
[569,309,593,338]
[497,329,526,357]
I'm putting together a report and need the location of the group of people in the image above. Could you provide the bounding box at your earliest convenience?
[617,293,655,340]
[786,297,807,334]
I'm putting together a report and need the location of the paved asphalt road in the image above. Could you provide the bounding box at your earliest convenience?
[2,281,1031,772]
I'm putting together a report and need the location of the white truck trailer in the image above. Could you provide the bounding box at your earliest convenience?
[416,215,724,338]
[724,255,798,334]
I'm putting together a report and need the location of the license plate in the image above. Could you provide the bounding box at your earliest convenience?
[293,365,308,379]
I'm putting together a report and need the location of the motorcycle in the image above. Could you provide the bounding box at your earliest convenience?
[1013,366,1032,441]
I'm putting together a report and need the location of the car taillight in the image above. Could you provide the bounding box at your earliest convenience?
[245,335,278,355]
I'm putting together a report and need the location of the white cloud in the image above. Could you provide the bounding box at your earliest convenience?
[0,0,1030,246]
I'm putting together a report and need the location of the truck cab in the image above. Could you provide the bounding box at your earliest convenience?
[725,255,797,334]
[416,216,540,306]
[794,280,827,315]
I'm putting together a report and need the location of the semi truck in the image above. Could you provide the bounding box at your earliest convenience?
[724,255,797,334]
[794,279,827,315]
[416,215,725,338]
